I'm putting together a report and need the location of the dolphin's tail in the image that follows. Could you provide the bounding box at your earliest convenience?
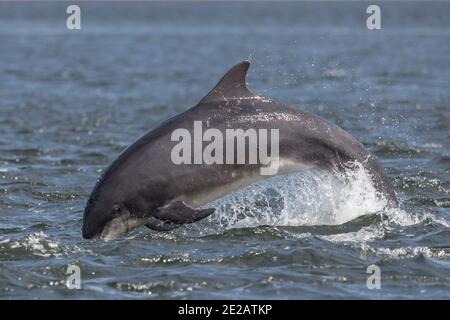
[364,157,398,208]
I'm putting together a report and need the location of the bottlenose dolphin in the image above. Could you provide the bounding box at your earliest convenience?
[82,61,397,240]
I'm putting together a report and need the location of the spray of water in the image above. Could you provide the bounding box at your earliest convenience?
[203,162,387,231]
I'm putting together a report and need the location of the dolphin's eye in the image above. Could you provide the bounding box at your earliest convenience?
[112,205,122,216]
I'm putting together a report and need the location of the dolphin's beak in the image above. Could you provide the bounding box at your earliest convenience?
[82,205,135,240]
[82,204,107,239]
[99,214,150,241]
[82,198,151,240]
[82,219,102,239]
[82,216,96,239]
[99,214,130,241]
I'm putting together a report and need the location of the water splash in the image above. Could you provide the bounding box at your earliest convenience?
[193,162,449,247]
[204,163,387,231]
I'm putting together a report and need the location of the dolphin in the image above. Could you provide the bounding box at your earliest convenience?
[82,61,398,240]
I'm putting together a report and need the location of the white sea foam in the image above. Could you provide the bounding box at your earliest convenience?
[371,246,450,260]
[2,231,88,258]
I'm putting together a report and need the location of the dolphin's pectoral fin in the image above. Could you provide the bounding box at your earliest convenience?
[145,219,180,232]
[153,201,215,225]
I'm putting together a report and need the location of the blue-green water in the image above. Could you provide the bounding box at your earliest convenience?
[0,1,449,299]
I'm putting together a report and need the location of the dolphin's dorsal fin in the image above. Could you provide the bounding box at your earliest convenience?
[199,60,255,104]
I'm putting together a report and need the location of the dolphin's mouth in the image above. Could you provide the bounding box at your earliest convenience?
[100,213,131,240]
[100,214,150,241]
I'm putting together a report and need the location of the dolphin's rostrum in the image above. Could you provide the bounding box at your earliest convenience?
[82,61,398,240]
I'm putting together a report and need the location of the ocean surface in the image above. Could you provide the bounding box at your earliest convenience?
[0,1,449,299]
